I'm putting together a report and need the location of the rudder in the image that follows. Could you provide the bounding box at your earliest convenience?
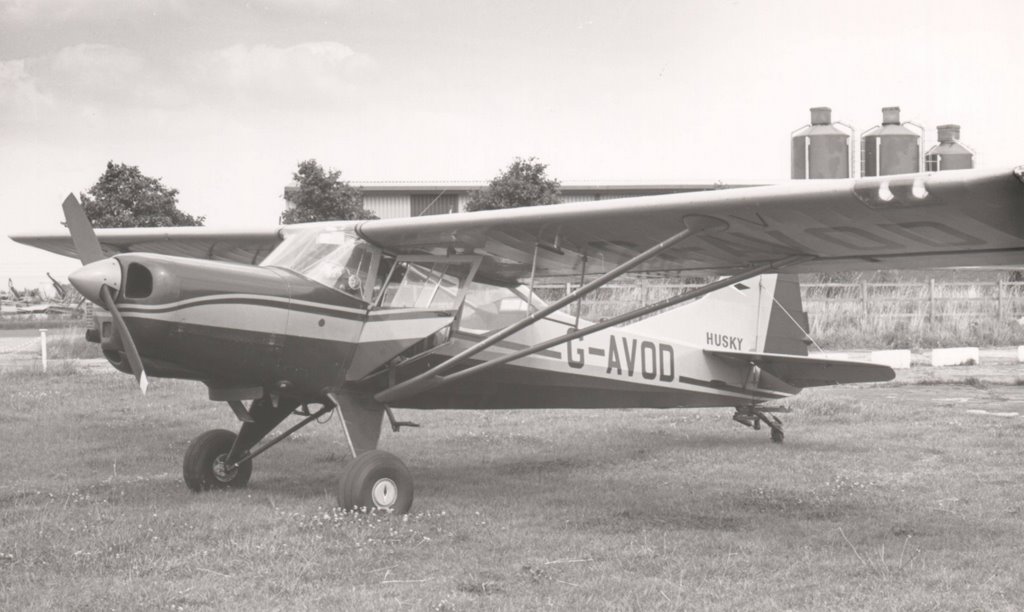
[761,274,810,356]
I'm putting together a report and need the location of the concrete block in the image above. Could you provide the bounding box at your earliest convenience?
[870,349,912,369]
[931,347,979,367]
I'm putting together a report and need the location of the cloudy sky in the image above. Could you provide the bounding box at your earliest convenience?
[2,0,1023,290]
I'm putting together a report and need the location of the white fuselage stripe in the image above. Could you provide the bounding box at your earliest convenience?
[120,293,365,316]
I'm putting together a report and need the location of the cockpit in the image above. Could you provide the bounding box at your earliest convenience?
[261,225,578,331]
[260,226,381,301]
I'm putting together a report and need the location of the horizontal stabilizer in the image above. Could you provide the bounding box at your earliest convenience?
[705,349,894,388]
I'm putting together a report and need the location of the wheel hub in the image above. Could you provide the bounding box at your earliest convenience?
[371,477,398,507]
[212,454,237,483]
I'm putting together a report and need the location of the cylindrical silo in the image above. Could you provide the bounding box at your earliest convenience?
[924,124,974,171]
[791,107,851,179]
[861,107,921,176]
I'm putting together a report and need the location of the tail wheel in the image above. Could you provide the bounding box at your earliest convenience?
[337,450,413,514]
[183,429,252,491]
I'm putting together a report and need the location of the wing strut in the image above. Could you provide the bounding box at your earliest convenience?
[375,253,810,403]
[374,212,806,403]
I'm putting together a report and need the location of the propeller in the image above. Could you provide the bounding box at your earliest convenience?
[62,193,104,264]
[63,193,149,394]
[99,284,149,394]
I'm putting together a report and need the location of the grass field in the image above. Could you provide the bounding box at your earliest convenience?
[3,365,1024,610]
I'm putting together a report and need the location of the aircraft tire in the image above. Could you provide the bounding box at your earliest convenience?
[771,427,784,444]
[183,429,253,492]
[337,450,413,514]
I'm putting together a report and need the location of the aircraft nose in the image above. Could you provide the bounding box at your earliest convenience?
[69,257,122,305]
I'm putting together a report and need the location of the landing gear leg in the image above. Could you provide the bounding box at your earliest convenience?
[182,429,253,491]
[183,397,297,493]
[765,414,784,444]
[732,407,784,444]
[329,391,413,514]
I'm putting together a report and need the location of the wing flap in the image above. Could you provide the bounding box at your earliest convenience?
[705,349,895,388]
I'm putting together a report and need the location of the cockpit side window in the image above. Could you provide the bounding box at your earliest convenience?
[375,256,481,311]
[378,261,472,310]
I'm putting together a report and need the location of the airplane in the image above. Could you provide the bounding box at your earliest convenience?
[47,272,68,300]
[2,278,52,314]
[10,165,1024,514]
[7,278,23,301]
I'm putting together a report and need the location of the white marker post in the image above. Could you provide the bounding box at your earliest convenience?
[39,328,48,372]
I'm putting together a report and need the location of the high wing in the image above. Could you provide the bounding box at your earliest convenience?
[10,225,287,265]
[355,166,1024,283]
[10,167,1024,277]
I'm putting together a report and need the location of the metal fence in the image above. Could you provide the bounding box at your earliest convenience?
[802,280,1024,322]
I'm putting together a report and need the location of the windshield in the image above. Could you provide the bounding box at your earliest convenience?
[261,227,383,300]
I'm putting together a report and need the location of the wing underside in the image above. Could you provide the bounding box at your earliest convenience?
[355,166,1024,283]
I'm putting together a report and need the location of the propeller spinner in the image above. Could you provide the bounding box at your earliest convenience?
[63,194,149,394]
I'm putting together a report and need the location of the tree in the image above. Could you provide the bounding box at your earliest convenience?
[280,159,377,224]
[80,162,204,227]
[466,157,561,212]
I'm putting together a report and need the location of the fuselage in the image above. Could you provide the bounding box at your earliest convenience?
[78,226,781,409]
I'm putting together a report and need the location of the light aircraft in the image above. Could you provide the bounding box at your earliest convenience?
[10,166,1024,514]
[2,278,51,314]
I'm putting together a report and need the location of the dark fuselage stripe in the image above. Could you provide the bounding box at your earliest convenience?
[450,331,780,398]
[367,310,455,322]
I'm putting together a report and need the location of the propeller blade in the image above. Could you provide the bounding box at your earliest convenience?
[61,193,104,265]
[99,284,149,394]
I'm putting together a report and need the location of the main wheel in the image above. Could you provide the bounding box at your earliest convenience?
[770,427,784,444]
[337,450,414,514]
[183,429,252,491]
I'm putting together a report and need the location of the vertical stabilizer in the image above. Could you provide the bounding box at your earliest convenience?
[624,274,809,355]
[762,274,809,356]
